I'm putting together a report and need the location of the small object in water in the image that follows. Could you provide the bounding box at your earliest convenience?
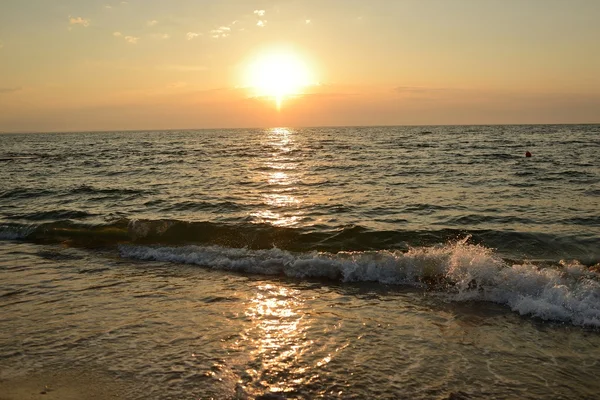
[525,151,532,157]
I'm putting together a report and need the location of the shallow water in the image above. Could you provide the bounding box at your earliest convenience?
[1,126,599,398]
[1,243,599,399]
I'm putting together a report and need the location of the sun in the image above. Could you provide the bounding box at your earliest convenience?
[245,50,312,109]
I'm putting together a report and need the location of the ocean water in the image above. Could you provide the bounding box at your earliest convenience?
[1,125,599,399]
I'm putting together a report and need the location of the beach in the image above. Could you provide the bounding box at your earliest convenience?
[0,369,134,400]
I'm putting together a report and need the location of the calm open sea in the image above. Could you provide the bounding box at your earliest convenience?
[1,125,599,399]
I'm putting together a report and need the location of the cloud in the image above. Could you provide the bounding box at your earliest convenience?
[305,19,311,24]
[157,65,208,72]
[113,32,141,44]
[254,10,265,17]
[147,20,158,27]
[0,87,22,94]
[186,32,201,40]
[210,26,231,38]
[105,5,112,9]
[256,20,266,27]
[69,16,90,27]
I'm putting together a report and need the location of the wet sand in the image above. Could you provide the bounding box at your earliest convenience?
[0,369,136,400]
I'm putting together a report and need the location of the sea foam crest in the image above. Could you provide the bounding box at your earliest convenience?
[119,240,600,327]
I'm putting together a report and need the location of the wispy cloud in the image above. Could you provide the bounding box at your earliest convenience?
[186,32,201,40]
[210,26,231,38]
[124,36,139,44]
[253,9,267,27]
[113,33,139,44]
[69,16,90,27]
[105,5,112,9]
[305,19,311,24]
[147,20,158,27]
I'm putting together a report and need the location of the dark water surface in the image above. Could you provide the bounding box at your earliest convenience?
[1,126,599,398]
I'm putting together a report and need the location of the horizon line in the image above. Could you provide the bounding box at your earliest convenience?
[1,122,599,135]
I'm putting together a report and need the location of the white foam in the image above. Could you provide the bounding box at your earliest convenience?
[127,219,175,239]
[119,240,600,327]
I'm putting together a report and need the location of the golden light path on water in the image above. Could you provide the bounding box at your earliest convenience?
[250,127,304,227]
[243,284,310,394]
[234,282,352,396]
[238,129,344,394]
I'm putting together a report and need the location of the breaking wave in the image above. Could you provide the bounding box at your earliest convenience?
[1,218,598,264]
[119,239,600,328]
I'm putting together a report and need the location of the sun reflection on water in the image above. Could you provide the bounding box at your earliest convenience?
[242,283,312,395]
[249,127,305,227]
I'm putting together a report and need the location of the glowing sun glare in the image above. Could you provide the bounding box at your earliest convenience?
[246,51,311,109]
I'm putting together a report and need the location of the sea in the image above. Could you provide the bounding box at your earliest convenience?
[0,125,599,399]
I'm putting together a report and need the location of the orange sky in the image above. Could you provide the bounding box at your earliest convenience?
[1,0,599,132]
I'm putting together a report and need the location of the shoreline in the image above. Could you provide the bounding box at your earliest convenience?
[0,369,137,400]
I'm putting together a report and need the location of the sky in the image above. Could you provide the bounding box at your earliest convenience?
[0,0,599,132]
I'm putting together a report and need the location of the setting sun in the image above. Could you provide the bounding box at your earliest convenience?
[245,50,313,109]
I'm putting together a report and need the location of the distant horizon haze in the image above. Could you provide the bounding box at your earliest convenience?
[2,122,600,135]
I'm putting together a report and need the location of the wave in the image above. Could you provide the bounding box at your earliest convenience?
[0,185,147,201]
[4,217,598,327]
[4,210,96,221]
[119,239,600,327]
[69,184,147,196]
[1,218,599,264]
[0,188,56,200]
[446,214,536,225]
